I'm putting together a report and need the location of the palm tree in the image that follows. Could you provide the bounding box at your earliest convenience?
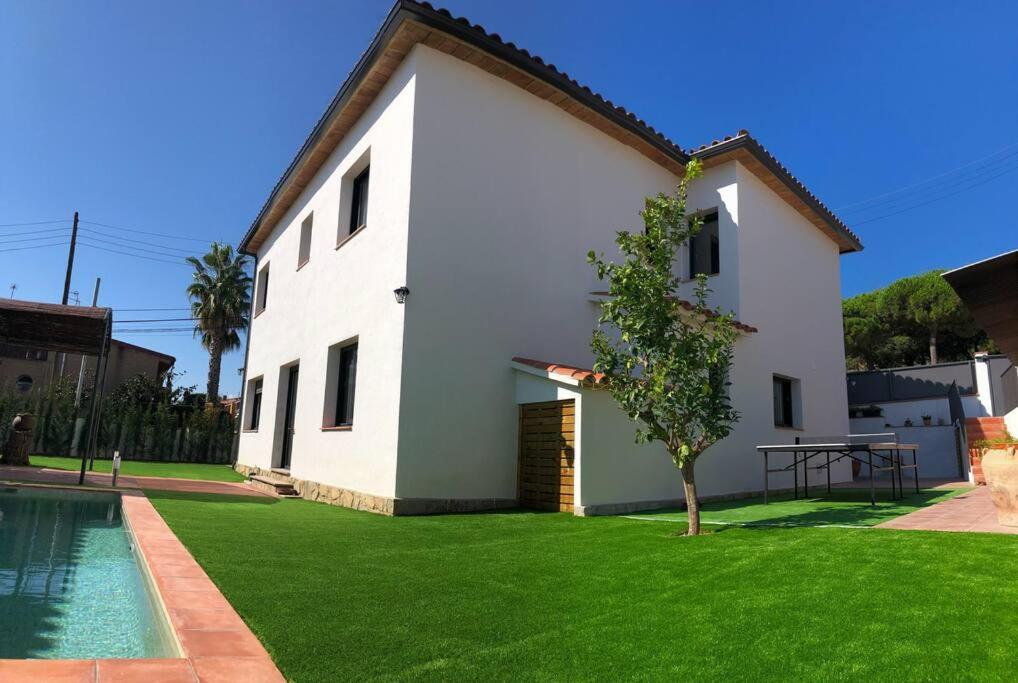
[186,243,252,404]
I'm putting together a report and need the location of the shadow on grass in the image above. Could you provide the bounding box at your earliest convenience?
[631,488,966,528]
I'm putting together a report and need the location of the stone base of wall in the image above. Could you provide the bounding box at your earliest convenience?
[575,486,801,516]
[234,464,515,516]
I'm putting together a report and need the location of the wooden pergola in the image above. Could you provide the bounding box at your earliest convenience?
[0,298,113,484]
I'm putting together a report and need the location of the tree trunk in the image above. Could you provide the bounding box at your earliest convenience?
[681,460,701,536]
[929,327,938,366]
[207,337,222,404]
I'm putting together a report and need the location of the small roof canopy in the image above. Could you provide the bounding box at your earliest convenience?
[0,298,112,356]
[943,249,1018,364]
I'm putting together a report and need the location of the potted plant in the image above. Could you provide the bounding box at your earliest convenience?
[904,418,914,427]
[921,414,932,426]
[978,433,1018,527]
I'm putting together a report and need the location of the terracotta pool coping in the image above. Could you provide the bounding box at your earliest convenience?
[0,488,284,682]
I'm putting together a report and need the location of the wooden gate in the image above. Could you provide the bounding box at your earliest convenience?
[518,400,575,512]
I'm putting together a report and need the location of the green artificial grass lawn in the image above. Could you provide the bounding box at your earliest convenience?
[29,454,246,482]
[628,487,970,527]
[147,490,1018,682]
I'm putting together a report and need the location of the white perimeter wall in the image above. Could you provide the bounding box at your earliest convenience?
[236,51,419,498]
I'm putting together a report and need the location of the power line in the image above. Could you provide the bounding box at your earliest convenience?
[0,219,70,228]
[76,240,191,266]
[0,232,70,245]
[116,317,247,323]
[850,163,1018,227]
[77,226,199,256]
[0,226,69,237]
[80,219,225,244]
[839,152,1018,216]
[113,307,191,311]
[837,141,1018,211]
[0,239,68,252]
[78,234,198,259]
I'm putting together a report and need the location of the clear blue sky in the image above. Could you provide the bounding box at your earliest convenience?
[2,0,1016,396]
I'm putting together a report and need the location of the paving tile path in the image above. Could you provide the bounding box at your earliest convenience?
[0,465,270,497]
[878,485,1018,535]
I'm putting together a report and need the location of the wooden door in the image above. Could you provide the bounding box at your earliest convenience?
[518,400,575,512]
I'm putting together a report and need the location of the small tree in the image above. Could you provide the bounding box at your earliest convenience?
[588,160,740,536]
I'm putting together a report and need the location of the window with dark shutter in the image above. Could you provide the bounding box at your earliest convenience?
[335,343,358,426]
[689,211,720,277]
[349,167,370,234]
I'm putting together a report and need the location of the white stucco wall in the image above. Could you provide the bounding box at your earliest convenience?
[1005,406,1018,438]
[394,45,682,501]
[395,44,851,505]
[240,41,855,510]
[236,51,420,498]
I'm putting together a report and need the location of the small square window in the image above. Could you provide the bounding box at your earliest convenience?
[255,263,270,314]
[349,166,369,235]
[298,213,313,268]
[689,211,720,277]
[773,375,801,428]
[323,340,359,429]
[336,343,358,426]
[246,377,264,430]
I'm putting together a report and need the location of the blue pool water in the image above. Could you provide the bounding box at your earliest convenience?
[0,486,177,659]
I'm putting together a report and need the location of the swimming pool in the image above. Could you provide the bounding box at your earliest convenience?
[0,486,177,659]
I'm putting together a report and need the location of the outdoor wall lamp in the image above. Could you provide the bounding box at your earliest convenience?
[393,286,410,304]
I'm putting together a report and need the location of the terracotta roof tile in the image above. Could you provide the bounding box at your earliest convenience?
[512,357,607,385]
[588,292,759,334]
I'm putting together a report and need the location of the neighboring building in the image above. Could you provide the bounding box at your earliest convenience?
[944,250,1018,440]
[0,339,175,396]
[236,0,862,515]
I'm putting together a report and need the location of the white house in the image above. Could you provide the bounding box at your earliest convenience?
[235,0,863,515]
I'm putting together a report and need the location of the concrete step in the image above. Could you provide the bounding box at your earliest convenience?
[247,475,299,497]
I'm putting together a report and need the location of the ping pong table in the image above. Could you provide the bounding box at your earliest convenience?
[756,434,919,506]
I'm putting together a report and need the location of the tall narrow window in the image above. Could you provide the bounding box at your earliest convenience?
[249,378,263,430]
[256,263,270,314]
[689,211,720,277]
[349,166,370,234]
[335,343,358,426]
[298,213,313,268]
[773,376,794,428]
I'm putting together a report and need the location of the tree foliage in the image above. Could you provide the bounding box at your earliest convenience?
[843,270,988,369]
[186,242,252,403]
[588,160,740,536]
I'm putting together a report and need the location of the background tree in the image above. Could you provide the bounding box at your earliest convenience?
[842,270,988,370]
[879,270,977,365]
[588,160,740,536]
[186,242,252,404]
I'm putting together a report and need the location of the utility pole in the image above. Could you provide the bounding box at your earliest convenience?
[62,211,79,305]
[58,211,80,377]
[70,277,100,460]
[8,283,15,298]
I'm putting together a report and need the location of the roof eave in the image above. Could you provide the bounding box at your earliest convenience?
[239,0,690,255]
[691,135,863,254]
